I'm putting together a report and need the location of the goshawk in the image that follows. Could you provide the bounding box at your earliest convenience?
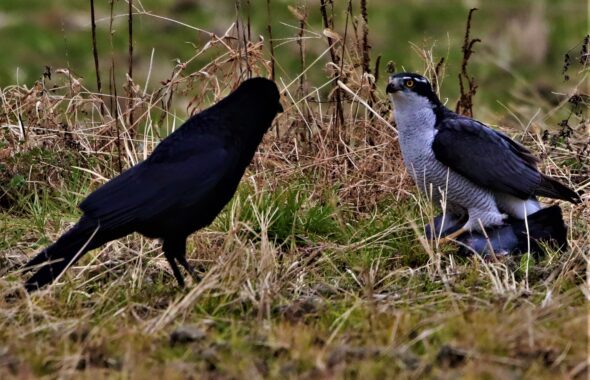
[386,72,580,241]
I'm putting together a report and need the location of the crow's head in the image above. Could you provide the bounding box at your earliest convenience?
[235,77,283,115]
[214,77,283,139]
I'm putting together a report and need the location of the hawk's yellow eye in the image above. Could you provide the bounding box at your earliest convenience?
[405,79,414,88]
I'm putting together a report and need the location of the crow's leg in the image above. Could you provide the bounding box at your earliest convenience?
[162,239,186,288]
[174,239,202,282]
[176,255,202,283]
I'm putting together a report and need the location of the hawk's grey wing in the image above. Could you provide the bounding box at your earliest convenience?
[432,117,542,200]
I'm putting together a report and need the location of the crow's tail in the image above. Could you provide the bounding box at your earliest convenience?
[23,217,102,292]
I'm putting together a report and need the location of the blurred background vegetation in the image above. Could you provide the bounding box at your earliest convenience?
[0,0,586,111]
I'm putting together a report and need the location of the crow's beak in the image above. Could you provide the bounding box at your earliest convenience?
[386,77,402,94]
[277,102,284,113]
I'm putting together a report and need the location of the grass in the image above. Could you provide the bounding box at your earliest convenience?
[0,2,589,379]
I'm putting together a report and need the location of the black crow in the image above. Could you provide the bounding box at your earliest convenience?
[22,77,283,291]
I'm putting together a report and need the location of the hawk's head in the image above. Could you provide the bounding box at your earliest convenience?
[386,73,440,104]
[385,72,446,128]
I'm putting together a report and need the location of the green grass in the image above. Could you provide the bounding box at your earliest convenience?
[1,170,586,378]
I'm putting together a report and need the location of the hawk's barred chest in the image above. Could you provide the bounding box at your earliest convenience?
[393,92,443,193]
[391,88,503,228]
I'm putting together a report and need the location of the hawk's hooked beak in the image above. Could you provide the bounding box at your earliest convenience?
[386,77,403,94]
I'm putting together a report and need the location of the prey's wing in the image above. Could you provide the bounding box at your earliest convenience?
[432,117,541,199]
[79,134,236,229]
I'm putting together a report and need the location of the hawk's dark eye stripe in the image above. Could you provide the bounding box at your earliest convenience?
[400,76,428,86]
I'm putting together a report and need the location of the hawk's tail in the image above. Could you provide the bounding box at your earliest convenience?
[537,175,582,204]
[23,217,102,292]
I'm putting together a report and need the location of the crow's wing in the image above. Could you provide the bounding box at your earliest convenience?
[432,117,541,199]
[79,133,236,229]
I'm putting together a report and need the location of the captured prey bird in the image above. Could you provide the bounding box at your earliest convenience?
[386,72,580,247]
[425,205,567,257]
[22,77,283,291]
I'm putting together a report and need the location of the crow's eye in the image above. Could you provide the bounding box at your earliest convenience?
[405,79,414,88]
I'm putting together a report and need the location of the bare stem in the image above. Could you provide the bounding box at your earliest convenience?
[90,0,101,94]
[360,0,370,75]
[266,0,275,80]
[128,0,134,133]
[109,0,123,173]
[319,0,344,133]
[455,8,481,117]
